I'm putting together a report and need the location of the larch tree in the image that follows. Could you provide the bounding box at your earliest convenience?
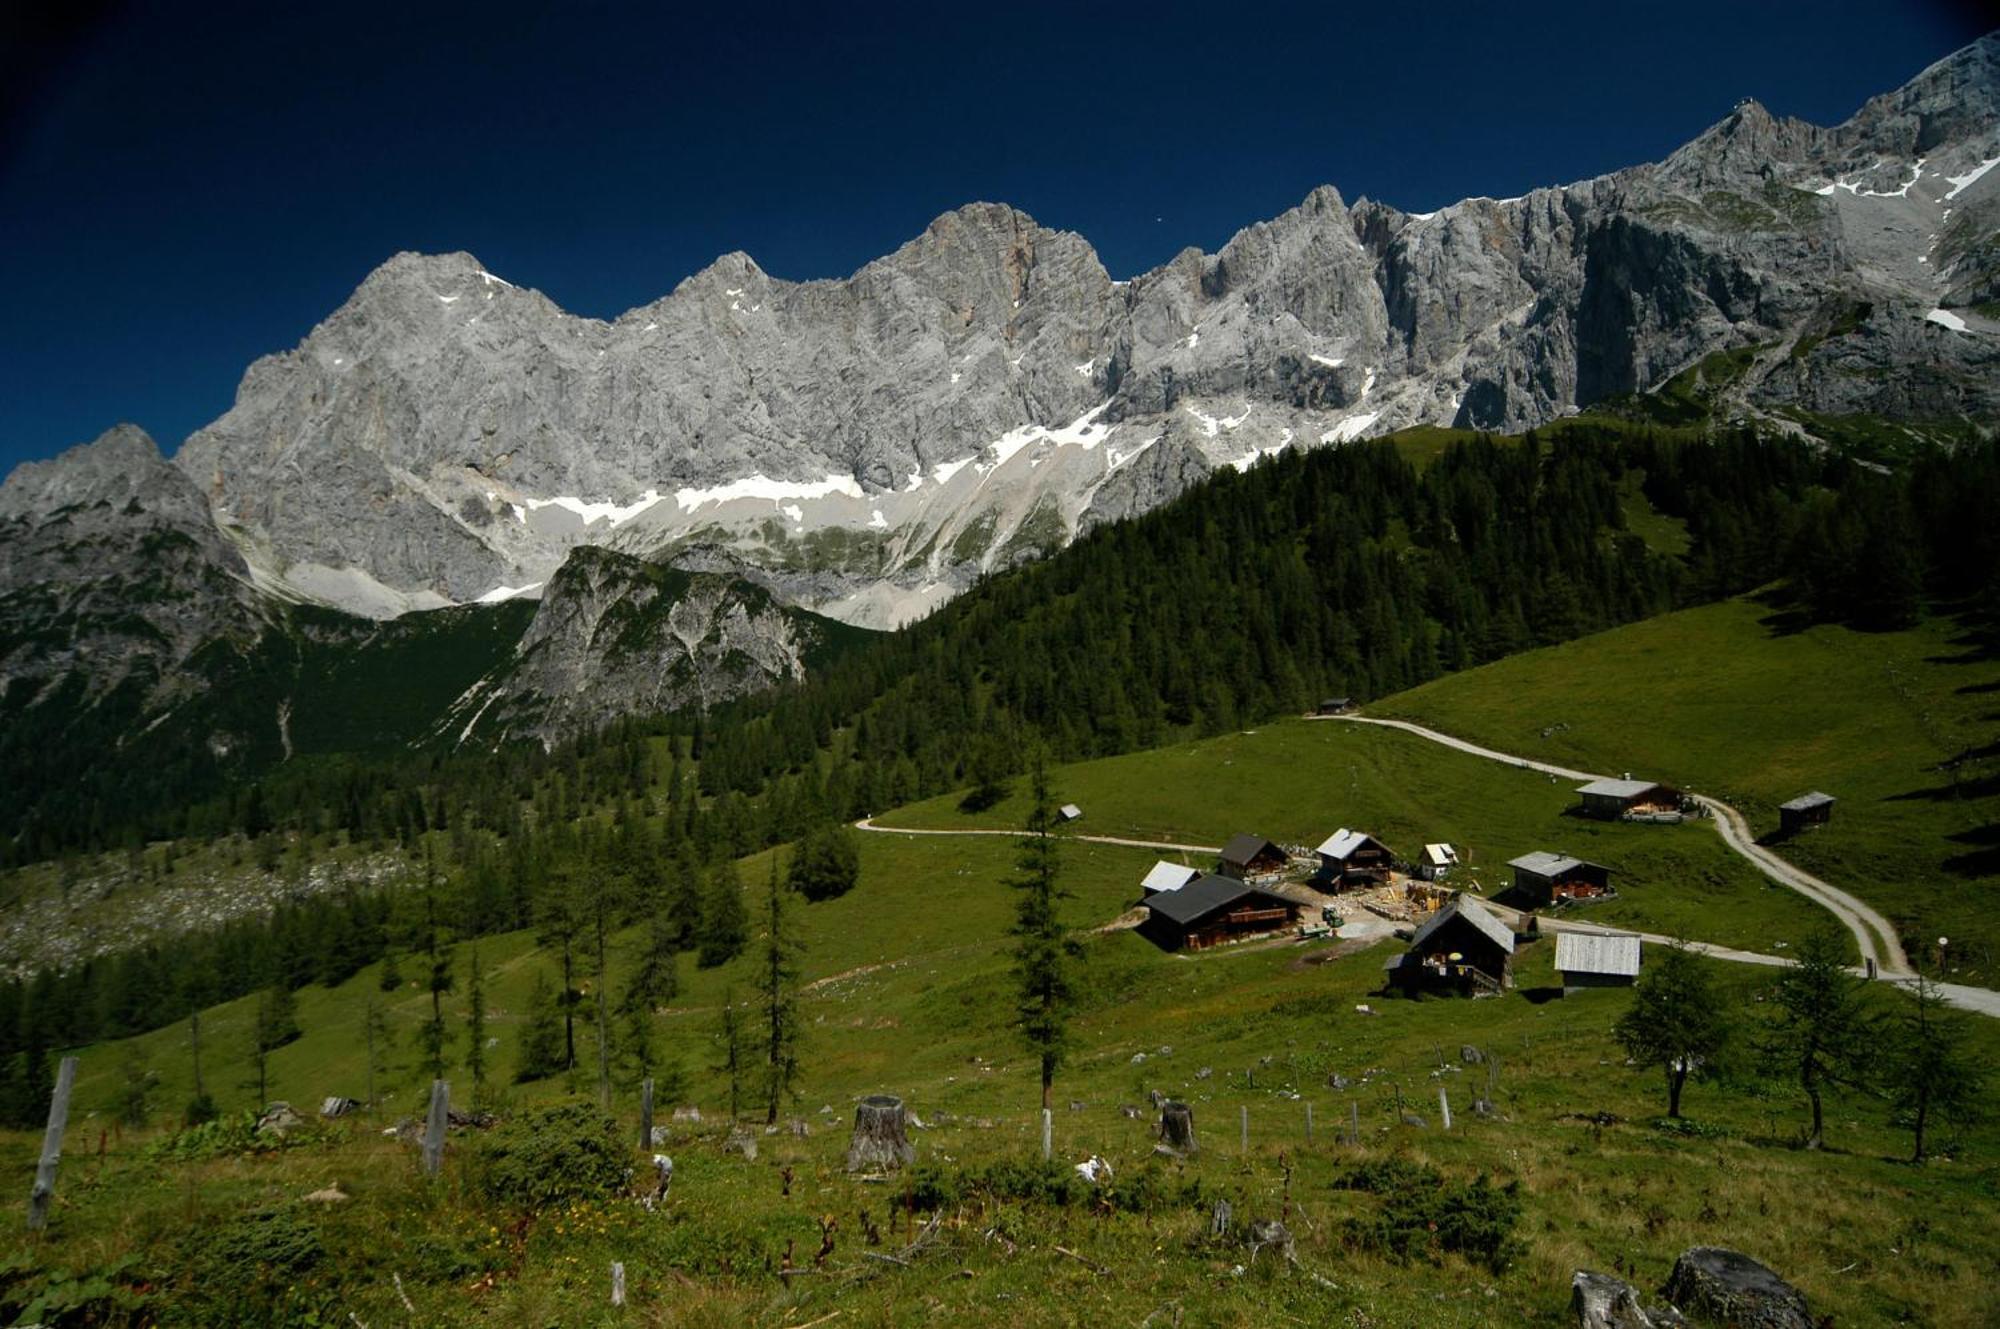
[1886,972,1985,1162]
[464,947,489,1107]
[1614,942,1731,1119]
[697,859,749,968]
[1009,753,1079,1113]
[1762,925,1871,1149]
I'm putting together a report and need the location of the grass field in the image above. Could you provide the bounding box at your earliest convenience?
[876,717,1837,956]
[5,600,1998,1325]
[4,830,1995,1326]
[1373,597,2000,982]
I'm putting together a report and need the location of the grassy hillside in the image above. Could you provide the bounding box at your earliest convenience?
[876,717,1834,955]
[1374,596,2000,980]
[7,737,1996,1325]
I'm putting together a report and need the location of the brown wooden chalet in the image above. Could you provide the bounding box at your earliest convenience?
[1314,828,1395,889]
[1315,697,1355,716]
[1574,777,1681,821]
[1138,874,1303,952]
[1217,834,1288,880]
[1384,896,1515,996]
[1508,851,1613,905]
[1778,791,1835,835]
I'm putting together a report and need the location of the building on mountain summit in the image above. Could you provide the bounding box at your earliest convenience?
[1137,873,1304,952]
[1383,895,1515,997]
[1507,851,1613,906]
[1314,828,1395,890]
[1217,834,1288,881]
[1574,777,1682,821]
[1778,791,1835,835]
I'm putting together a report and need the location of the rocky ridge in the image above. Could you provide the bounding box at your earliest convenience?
[149,34,2000,628]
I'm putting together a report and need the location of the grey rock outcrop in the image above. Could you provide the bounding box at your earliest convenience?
[1571,1271,1687,1329]
[1661,1247,1814,1329]
[443,544,837,745]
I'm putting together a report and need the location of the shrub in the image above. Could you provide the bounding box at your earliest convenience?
[182,1207,331,1324]
[1335,1158,1523,1272]
[477,1099,628,1207]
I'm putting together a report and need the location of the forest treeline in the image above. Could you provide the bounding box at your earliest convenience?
[3,421,1997,1089]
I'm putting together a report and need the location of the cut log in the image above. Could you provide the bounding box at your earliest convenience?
[845,1094,915,1173]
[1160,1100,1197,1154]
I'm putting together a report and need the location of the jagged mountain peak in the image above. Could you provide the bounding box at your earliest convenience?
[0,423,184,518]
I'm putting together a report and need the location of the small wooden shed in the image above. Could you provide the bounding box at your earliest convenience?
[1316,697,1355,716]
[1778,791,1835,835]
[1508,851,1613,905]
[1217,834,1288,881]
[1555,931,1643,993]
[1417,843,1460,882]
[1384,896,1515,996]
[1057,803,1084,823]
[1138,874,1303,952]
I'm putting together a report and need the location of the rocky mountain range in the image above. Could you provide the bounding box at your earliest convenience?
[3,32,1997,795]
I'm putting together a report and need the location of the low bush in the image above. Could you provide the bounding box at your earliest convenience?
[476,1099,629,1207]
[1334,1158,1523,1272]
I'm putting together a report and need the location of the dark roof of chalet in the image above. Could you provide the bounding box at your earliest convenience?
[1219,833,1285,867]
[1145,873,1296,926]
[1320,697,1352,707]
[1407,895,1516,955]
[1508,851,1609,878]
[1780,791,1836,812]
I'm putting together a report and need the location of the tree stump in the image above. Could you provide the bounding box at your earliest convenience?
[845,1094,915,1173]
[1159,1100,1197,1154]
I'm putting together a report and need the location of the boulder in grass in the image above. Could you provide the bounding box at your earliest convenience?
[1662,1248,1811,1329]
[1572,1270,1687,1328]
[255,1102,305,1137]
[319,1096,361,1119]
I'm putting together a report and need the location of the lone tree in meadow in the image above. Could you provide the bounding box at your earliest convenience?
[1010,753,1079,1113]
[759,857,806,1124]
[1886,971,1985,1162]
[620,872,682,1087]
[1762,925,1872,1150]
[787,821,861,902]
[1615,942,1731,1118]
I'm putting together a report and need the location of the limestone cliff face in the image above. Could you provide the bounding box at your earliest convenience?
[147,33,2000,627]
[0,425,263,712]
[443,546,840,746]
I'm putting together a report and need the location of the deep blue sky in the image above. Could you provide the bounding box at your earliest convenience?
[0,0,1989,471]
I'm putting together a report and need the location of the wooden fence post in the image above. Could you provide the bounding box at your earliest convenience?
[1040,1108,1052,1162]
[1240,1104,1249,1156]
[27,1056,78,1231]
[1305,1102,1313,1145]
[423,1079,449,1176]
[1439,1088,1452,1133]
[611,1261,626,1306]
[1348,1101,1360,1146]
[639,1078,654,1151]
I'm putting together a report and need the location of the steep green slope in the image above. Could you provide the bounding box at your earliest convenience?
[1376,597,2000,979]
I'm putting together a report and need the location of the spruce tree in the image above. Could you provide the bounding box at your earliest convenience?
[465,948,489,1107]
[759,857,805,1124]
[715,989,746,1121]
[514,971,566,1084]
[697,859,749,969]
[788,822,861,902]
[1009,754,1078,1113]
